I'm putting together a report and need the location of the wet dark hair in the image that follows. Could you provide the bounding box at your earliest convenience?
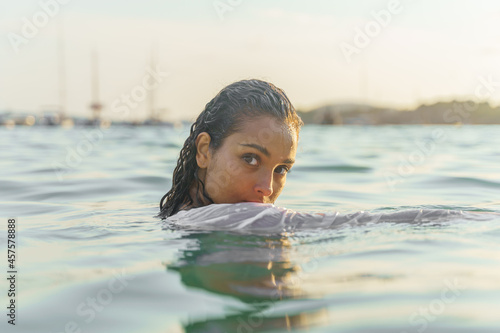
[158,79,303,218]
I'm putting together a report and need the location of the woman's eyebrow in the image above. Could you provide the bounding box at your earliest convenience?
[239,143,295,164]
[240,143,269,156]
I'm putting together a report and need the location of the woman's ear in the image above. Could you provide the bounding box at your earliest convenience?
[195,132,211,168]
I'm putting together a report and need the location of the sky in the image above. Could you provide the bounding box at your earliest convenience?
[1,0,500,121]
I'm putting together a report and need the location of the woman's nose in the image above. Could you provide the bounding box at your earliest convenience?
[254,170,273,197]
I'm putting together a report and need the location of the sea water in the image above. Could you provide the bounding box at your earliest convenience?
[1,125,499,333]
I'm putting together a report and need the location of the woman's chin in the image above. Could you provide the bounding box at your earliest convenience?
[213,200,273,206]
[239,201,274,206]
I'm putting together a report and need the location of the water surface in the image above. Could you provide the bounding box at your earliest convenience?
[1,125,499,333]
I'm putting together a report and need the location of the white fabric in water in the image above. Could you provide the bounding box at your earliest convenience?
[165,202,495,233]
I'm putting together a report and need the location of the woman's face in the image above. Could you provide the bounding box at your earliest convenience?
[194,115,298,205]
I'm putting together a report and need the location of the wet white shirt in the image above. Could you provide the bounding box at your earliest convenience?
[165,202,495,234]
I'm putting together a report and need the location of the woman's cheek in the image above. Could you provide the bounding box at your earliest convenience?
[205,179,222,201]
[205,169,232,200]
[273,178,286,196]
[226,159,243,176]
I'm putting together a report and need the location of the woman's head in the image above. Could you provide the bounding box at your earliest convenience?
[159,79,303,218]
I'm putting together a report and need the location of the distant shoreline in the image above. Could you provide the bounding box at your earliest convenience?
[297,100,500,125]
[2,100,500,127]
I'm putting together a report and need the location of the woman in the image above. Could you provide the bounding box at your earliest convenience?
[159,79,302,218]
[159,79,495,232]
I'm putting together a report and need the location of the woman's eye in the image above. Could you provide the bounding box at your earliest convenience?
[243,155,258,166]
[275,166,289,175]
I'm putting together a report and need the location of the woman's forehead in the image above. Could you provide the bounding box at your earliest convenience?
[229,116,297,152]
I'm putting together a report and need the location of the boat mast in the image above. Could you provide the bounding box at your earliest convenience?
[148,42,158,123]
[90,48,103,123]
[58,18,67,120]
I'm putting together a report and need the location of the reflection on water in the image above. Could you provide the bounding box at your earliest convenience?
[167,230,331,332]
[164,214,500,333]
